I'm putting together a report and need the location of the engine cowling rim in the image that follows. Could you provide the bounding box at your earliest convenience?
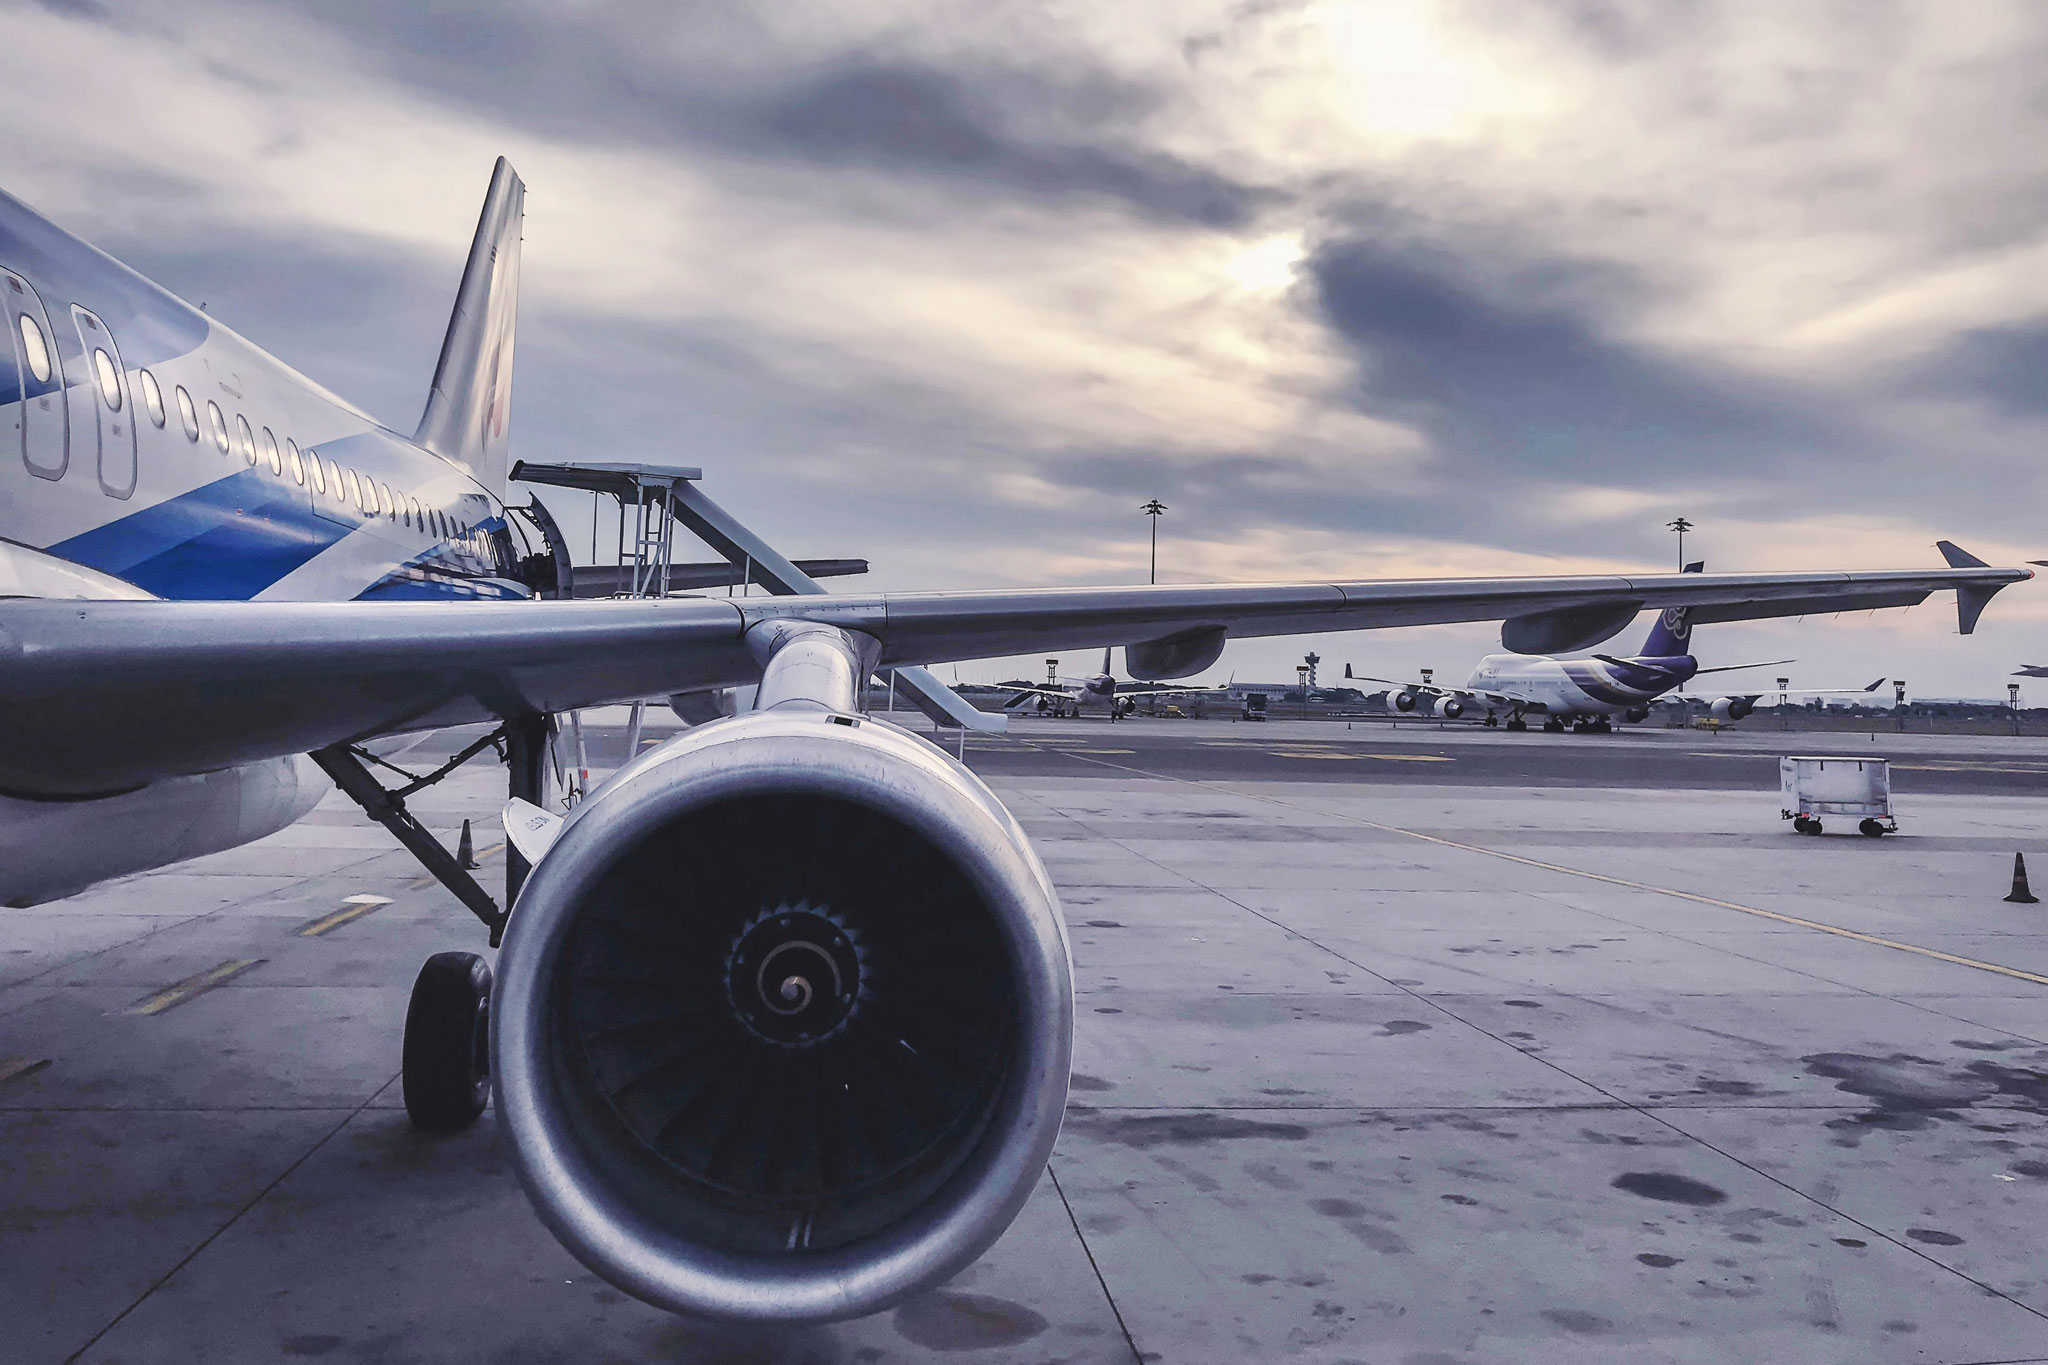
[492,714,1073,1323]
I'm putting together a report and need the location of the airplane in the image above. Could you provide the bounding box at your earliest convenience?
[1354,563,1911,733]
[2015,665,2048,678]
[992,648,1228,718]
[0,158,2029,1326]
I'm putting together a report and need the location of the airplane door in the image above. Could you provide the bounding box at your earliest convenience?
[2,269,67,480]
[72,306,136,498]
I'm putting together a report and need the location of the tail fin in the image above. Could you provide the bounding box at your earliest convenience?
[415,158,524,497]
[1639,560,1704,655]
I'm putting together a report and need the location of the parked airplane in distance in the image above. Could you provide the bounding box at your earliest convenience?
[1357,564,1897,733]
[995,648,1227,718]
[0,159,2029,1326]
[2015,665,2048,678]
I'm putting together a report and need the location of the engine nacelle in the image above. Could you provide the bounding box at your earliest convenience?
[493,711,1073,1323]
[1710,696,1754,723]
[1394,690,1420,712]
[1624,705,1651,724]
[1434,696,1464,719]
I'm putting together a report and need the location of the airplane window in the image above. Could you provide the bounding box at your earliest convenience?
[342,467,360,509]
[328,459,345,501]
[15,315,50,383]
[405,496,419,528]
[261,427,282,475]
[234,414,256,465]
[91,349,122,410]
[360,474,377,515]
[137,369,165,427]
[286,438,305,486]
[206,400,229,454]
[175,385,199,440]
[377,481,394,517]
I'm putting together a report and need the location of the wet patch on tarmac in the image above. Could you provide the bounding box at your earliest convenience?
[1803,1051,2048,1144]
[1065,1111,1312,1148]
[1377,1019,1432,1037]
[1611,1171,1729,1206]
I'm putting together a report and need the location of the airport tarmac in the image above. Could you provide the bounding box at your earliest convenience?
[6,715,2048,1362]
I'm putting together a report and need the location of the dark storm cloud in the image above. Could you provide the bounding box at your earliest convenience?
[1305,236,1856,485]
[745,60,1270,228]
[260,2,1271,229]
[1915,324,2048,418]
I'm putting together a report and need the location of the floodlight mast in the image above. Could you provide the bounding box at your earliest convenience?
[1141,499,1167,584]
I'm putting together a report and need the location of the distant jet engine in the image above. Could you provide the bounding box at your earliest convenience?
[1710,696,1755,723]
[1393,690,1420,712]
[1624,705,1651,723]
[1113,696,1136,717]
[1433,696,1464,719]
[493,712,1072,1323]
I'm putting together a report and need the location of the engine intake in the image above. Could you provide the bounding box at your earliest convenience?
[1434,696,1464,719]
[493,712,1072,1322]
[1710,696,1755,722]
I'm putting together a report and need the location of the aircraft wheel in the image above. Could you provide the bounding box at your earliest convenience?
[1859,819,1888,838]
[1542,719,1564,734]
[1505,718,1527,732]
[403,951,492,1132]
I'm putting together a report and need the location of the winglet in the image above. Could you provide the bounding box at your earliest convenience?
[1938,541,2009,634]
[1936,540,1988,569]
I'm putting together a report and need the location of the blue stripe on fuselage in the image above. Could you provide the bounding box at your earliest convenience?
[52,467,349,599]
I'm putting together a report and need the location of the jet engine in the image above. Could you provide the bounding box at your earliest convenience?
[1710,696,1754,722]
[1623,705,1650,723]
[1393,690,1420,712]
[1433,696,1464,719]
[492,711,1073,1323]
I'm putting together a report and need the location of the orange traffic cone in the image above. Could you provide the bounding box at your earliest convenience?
[2004,853,2038,904]
[457,819,480,871]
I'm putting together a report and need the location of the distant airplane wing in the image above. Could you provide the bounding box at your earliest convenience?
[2015,665,2048,678]
[1673,677,1889,702]
[0,557,2026,794]
[987,683,1075,698]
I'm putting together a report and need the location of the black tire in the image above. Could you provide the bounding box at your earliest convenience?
[1859,819,1887,838]
[403,951,492,1132]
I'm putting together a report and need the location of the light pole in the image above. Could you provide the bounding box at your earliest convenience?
[1778,676,1790,731]
[1666,516,1693,570]
[1893,679,1907,733]
[1141,499,1167,584]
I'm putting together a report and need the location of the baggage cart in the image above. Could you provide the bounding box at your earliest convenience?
[1780,755,1893,837]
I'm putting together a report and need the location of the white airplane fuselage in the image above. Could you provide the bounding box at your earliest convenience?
[1464,652,1695,719]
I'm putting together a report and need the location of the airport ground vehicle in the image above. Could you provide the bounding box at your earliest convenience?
[1781,756,1895,836]
[0,159,2025,1324]
[1242,692,1270,721]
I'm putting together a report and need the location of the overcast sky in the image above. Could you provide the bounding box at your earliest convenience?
[5,0,2045,695]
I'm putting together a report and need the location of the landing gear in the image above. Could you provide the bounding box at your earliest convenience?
[1542,717,1565,734]
[1858,818,1889,838]
[403,951,492,1131]
[1482,713,1499,728]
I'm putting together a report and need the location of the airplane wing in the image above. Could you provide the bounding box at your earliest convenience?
[1671,677,1889,702]
[987,683,1076,698]
[0,557,2026,795]
[2014,666,2048,678]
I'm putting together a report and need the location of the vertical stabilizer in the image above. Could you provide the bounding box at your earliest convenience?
[1638,560,1704,655]
[415,158,524,496]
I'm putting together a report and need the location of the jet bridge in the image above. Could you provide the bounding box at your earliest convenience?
[511,459,1006,737]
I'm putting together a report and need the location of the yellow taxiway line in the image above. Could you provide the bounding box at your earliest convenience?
[127,958,265,1016]
[296,895,393,938]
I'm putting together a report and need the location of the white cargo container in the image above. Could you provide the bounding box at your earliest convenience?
[1779,755,1894,837]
